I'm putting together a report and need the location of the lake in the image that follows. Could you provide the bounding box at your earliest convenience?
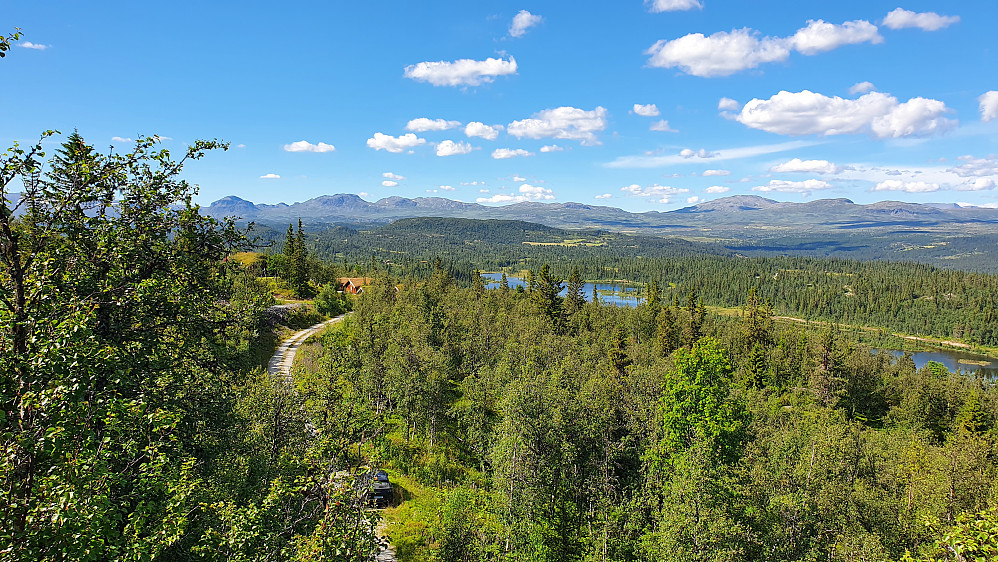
[875,348,998,378]
[481,273,644,307]
[481,273,998,377]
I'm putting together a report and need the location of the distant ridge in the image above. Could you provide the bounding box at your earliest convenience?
[204,194,998,234]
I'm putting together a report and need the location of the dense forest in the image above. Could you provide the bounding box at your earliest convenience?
[258,218,998,349]
[291,268,998,561]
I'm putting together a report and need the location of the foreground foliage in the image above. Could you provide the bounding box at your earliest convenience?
[295,268,997,562]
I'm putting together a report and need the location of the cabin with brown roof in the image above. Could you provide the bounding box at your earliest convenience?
[337,277,372,295]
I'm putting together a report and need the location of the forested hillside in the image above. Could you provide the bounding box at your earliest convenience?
[272,218,998,348]
[292,270,998,561]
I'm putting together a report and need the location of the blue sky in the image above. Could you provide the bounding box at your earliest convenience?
[3,1,997,211]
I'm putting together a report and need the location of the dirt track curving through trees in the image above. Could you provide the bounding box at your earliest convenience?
[266,315,345,381]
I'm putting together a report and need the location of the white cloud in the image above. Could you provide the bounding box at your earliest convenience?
[980,91,998,123]
[595,193,612,199]
[620,183,690,203]
[439,185,456,191]
[476,183,555,203]
[789,19,882,55]
[956,178,996,191]
[462,181,485,186]
[705,185,730,193]
[464,122,503,140]
[260,173,281,179]
[702,169,731,176]
[492,148,533,159]
[607,140,819,168]
[512,175,526,182]
[646,28,791,77]
[479,189,490,193]
[948,155,998,177]
[737,90,956,139]
[873,180,939,193]
[958,201,998,209]
[283,140,336,153]
[882,8,959,31]
[849,81,876,95]
[718,97,742,111]
[406,118,462,132]
[358,192,370,198]
[633,103,660,117]
[382,180,399,187]
[111,136,132,142]
[650,120,678,132]
[367,132,426,153]
[680,148,718,159]
[436,140,474,157]
[509,10,543,38]
[18,41,49,50]
[236,144,247,149]
[686,196,702,204]
[753,179,833,194]
[646,0,702,12]
[507,106,608,145]
[383,172,405,180]
[539,144,564,152]
[403,57,518,87]
[771,158,840,174]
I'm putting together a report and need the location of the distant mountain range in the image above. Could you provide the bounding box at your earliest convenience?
[204,194,998,235]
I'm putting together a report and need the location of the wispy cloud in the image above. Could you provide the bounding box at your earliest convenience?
[18,41,50,50]
[606,140,820,168]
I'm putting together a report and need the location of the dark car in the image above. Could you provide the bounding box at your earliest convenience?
[355,469,393,508]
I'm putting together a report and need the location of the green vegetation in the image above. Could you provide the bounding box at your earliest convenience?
[293,269,998,561]
[1,131,377,560]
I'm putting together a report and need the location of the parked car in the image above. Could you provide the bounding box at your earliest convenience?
[355,469,393,508]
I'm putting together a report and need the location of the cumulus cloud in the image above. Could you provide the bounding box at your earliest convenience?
[850,81,876,95]
[705,185,730,193]
[283,140,336,152]
[477,183,555,203]
[980,91,998,122]
[789,19,882,55]
[882,8,959,31]
[680,148,718,159]
[439,185,456,191]
[621,183,690,203]
[18,41,49,50]
[687,196,702,204]
[465,122,503,140]
[382,180,398,187]
[873,179,939,193]
[702,169,731,176]
[718,97,742,111]
[646,0,702,12]
[540,145,564,152]
[771,158,840,174]
[646,28,791,77]
[650,120,678,132]
[595,193,612,199]
[367,132,426,153]
[753,179,833,194]
[957,178,996,191]
[736,90,956,139]
[492,148,533,159]
[512,175,527,182]
[436,140,474,157]
[507,106,608,145]
[111,136,133,142]
[633,103,660,117]
[406,118,462,132]
[948,155,998,178]
[404,57,517,87]
[383,172,405,180]
[509,10,543,38]
[260,173,281,179]
[648,18,886,77]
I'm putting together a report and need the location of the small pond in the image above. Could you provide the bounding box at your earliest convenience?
[481,273,644,307]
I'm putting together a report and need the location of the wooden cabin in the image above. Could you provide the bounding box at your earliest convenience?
[337,277,372,294]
